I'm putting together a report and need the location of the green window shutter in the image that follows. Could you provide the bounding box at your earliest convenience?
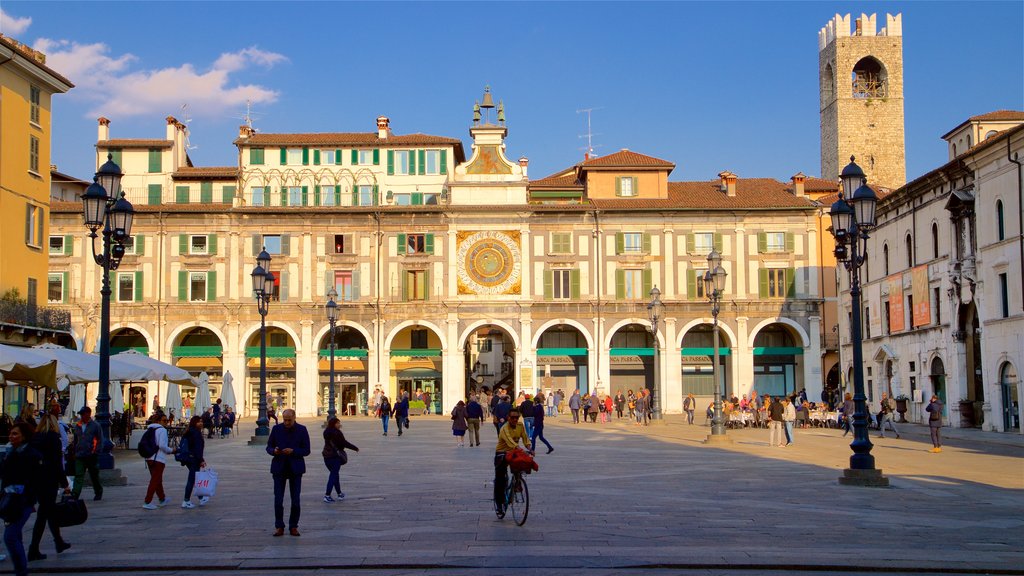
[785,232,795,252]
[302,186,309,206]
[543,270,553,300]
[135,234,145,256]
[148,149,161,173]
[313,185,321,207]
[688,269,698,300]
[134,271,143,302]
[352,269,361,300]
[615,269,625,300]
[279,271,288,302]
[278,147,286,165]
[63,235,73,256]
[175,186,190,204]
[325,269,334,295]
[280,187,288,206]
[222,185,236,204]
[713,233,723,252]
[178,270,187,301]
[418,150,426,175]
[252,234,261,257]
[208,234,217,255]
[409,149,416,174]
[615,233,624,255]
[313,149,320,165]
[642,233,652,254]
[412,192,423,205]
[250,148,264,165]
[758,269,769,298]
[397,234,407,255]
[351,149,358,165]
[440,149,448,175]
[373,149,380,165]
[335,150,341,164]
[401,271,408,302]
[147,184,162,205]
[302,147,309,166]
[570,269,581,299]
[178,234,187,255]
[61,272,69,303]
[200,181,213,203]
[207,270,217,302]
[281,234,291,256]
[425,233,434,255]
[642,268,653,296]
[351,187,359,206]
[424,268,431,300]
[684,233,693,254]
[786,267,796,298]
[372,184,379,206]
[387,150,395,175]
[757,232,767,253]
[615,177,622,196]
[632,177,639,195]
[109,149,122,167]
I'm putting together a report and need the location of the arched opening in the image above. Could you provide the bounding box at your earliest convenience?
[967,133,973,148]
[883,243,889,275]
[999,362,1020,431]
[536,325,590,396]
[173,327,225,417]
[985,130,999,140]
[317,326,369,417]
[821,62,835,105]
[825,363,841,408]
[680,324,732,401]
[932,222,939,259]
[463,325,516,398]
[111,328,151,418]
[610,324,656,399]
[389,325,443,414]
[884,359,895,396]
[930,357,946,416]
[997,200,1005,241]
[852,56,887,98]
[959,302,984,427]
[905,234,913,268]
[752,324,804,397]
[245,327,296,415]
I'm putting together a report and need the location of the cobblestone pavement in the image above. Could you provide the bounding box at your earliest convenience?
[10,413,1023,575]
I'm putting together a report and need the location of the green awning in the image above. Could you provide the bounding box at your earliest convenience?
[172,345,223,358]
[753,347,803,355]
[680,347,731,356]
[245,346,296,359]
[390,349,441,357]
[319,348,368,358]
[397,368,442,379]
[610,348,654,357]
[536,348,588,356]
[111,346,149,355]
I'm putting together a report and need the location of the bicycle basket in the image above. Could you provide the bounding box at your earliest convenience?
[506,448,539,473]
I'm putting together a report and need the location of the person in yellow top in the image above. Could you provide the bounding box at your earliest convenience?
[493,409,532,514]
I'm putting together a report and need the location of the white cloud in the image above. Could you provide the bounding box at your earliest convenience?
[32,40,286,119]
[0,9,32,35]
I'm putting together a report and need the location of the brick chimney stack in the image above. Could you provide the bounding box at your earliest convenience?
[377,116,390,139]
[97,117,110,141]
[791,172,806,197]
[718,171,737,197]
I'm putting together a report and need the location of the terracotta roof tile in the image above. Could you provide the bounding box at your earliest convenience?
[802,177,839,191]
[172,167,239,180]
[969,110,1024,122]
[0,35,74,88]
[591,178,814,210]
[529,174,583,189]
[580,150,675,169]
[96,139,173,149]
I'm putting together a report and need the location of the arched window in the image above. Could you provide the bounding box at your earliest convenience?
[883,243,890,276]
[953,143,958,157]
[986,130,999,140]
[997,199,1005,241]
[967,134,973,148]
[906,234,913,268]
[852,57,887,98]
[822,63,835,105]
[932,222,939,259]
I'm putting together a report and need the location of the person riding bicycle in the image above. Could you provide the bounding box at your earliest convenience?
[493,408,532,514]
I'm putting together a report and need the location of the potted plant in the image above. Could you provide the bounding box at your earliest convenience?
[894,394,909,423]
[958,398,975,427]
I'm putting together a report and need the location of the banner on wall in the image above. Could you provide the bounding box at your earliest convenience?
[866,282,882,337]
[888,275,905,332]
[912,265,931,327]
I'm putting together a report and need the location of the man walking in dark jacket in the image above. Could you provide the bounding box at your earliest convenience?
[493,396,512,433]
[266,409,310,536]
[392,394,410,437]
[71,406,103,500]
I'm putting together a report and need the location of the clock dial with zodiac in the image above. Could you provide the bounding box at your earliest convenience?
[457,231,521,295]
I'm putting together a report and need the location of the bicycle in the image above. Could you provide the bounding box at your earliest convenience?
[496,468,530,526]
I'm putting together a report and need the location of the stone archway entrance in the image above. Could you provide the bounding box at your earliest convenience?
[317,326,369,417]
[464,325,515,398]
[536,325,589,396]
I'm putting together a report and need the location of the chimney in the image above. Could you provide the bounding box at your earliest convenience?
[238,125,254,139]
[718,171,737,197]
[377,116,390,139]
[166,116,178,140]
[97,117,110,141]
[791,172,806,197]
[519,157,529,178]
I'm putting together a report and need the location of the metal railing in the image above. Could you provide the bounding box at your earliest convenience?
[0,299,71,331]
[120,187,233,206]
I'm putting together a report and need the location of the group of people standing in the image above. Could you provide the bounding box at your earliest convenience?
[565,389,654,425]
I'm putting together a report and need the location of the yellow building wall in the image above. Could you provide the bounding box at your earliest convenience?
[0,66,53,307]
[585,171,668,199]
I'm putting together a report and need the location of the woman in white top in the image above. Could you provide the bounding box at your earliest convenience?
[142,413,176,510]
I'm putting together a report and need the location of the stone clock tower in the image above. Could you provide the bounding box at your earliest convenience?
[819,13,906,189]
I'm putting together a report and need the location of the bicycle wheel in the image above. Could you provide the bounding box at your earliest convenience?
[510,473,529,526]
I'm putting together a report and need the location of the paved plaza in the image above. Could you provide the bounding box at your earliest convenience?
[10,414,1024,576]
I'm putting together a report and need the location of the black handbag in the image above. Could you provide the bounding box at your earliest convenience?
[53,495,88,527]
[0,490,26,523]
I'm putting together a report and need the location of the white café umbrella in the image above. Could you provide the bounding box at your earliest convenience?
[109,380,125,414]
[31,343,151,384]
[221,370,237,412]
[111,350,197,385]
[194,372,212,415]
[66,383,86,422]
[164,383,183,422]
[0,343,58,389]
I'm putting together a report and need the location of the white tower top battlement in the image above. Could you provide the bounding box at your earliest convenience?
[819,13,902,51]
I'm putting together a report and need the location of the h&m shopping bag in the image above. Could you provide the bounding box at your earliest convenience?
[195,468,219,498]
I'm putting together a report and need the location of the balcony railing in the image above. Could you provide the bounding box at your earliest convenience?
[120,187,233,206]
[0,299,71,331]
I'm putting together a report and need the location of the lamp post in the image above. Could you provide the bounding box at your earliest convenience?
[704,250,729,440]
[81,153,134,469]
[251,249,274,436]
[647,286,664,420]
[325,288,339,422]
[829,156,888,487]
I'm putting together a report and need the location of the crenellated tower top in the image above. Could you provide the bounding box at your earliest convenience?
[819,13,902,51]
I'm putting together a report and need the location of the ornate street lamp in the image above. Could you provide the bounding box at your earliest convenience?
[251,249,274,436]
[647,286,664,420]
[830,156,887,486]
[704,251,729,441]
[325,288,339,422]
[80,153,134,469]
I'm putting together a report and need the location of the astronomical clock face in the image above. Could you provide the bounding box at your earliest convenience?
[457,231,521,295]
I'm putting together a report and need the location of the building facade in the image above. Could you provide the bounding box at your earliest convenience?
[49,98,824,418]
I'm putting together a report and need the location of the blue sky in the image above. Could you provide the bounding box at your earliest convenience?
[3,1,1022,184]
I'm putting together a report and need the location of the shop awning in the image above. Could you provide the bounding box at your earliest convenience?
[397,368,442,379]
[176,357,222,370]
[317,358,366,371]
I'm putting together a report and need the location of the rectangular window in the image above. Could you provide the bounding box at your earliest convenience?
[30,85,41,124]
[287,186,303,206]
[553,269,572,300]
[189,272,207,302]
[358,185,375,206]
[617,176,637,197]
[321,185,336,206]
[320,149,336,165]
[29,136,39,173]
[394,150,411,174]
[333,234,353,255]
[478,339,493,353]
[406,234,426,254]
[25,204,41,247]
[49,236,65,255]
[250,148,265,165]
[884,301,891,335]
[334,270,354,302]
[624,269,644,300]
[266,270,282,301]
[411,329,428,349]
[405,270,428,301]
[358,150,374,165]
[1000,273,1009,318]
[263,235,282,255]
[47,273,63,303]
[864,307,871,339]
[122,236,136,255]
[286,148,302,166]
[934,287,942,324]
[148,149,162,173]
[424,150,441,174]
[766,232,786,252]
[189,235,208,255]
[252,187,266,206]
[551,233,571,254]
[693,233,714,254]
[694,268,708,299]
[395,194,411,206]
[117,273,135,302]
[766,268,787,298]
[623,232,643,253]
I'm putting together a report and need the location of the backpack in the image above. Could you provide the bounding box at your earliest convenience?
[137,427,158,458]
[174,436,191,465]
